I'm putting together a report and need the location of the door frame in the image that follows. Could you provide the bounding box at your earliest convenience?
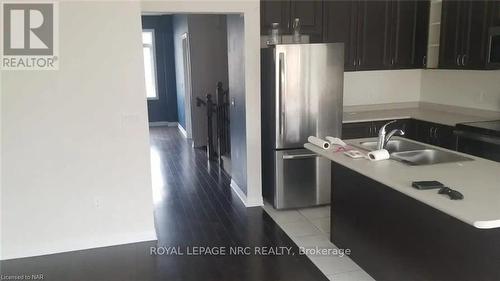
[181,32,194,139]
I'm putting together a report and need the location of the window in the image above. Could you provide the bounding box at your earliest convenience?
[142,30,158,99]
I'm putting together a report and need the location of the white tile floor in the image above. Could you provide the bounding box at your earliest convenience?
[263,203,375,281]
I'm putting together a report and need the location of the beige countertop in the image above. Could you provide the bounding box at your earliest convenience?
[343,107,489,126]
[305,137,500,229]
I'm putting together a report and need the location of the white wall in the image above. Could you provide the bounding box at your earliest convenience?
[141,0,262,206]
[343,70,422,106]
[421,70,500,112]
[1,1,156,260]
[344,69,500,113]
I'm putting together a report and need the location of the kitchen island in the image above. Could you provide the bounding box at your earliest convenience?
[305,138,500,281]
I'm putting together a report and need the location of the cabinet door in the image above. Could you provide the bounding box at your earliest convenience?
[414,0,430,68]
[388,1,429,69]
[461,1,490,69]
[390,1,420,68]
[356,1,392,70]
[372,120,391,137]
[290,0,323,43]
[434,124,457,150]
[261,0,290,35]
[415,120,457,149]
[342,122,373,139]
[439,0,463,68]
[492,1,500,26]
[323,0,358,71]
[372,119,413,138]
[398,119,417,140]
[415,120,434,144]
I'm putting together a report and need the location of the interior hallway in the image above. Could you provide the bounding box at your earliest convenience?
[0,126,327,281]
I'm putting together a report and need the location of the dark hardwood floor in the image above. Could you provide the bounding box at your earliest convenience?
[1,126,328,281]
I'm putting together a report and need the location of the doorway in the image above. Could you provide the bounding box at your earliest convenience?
[141,13,239,185]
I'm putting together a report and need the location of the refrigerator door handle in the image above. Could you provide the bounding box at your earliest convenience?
[282,153,318,160]
[279,52,285,136]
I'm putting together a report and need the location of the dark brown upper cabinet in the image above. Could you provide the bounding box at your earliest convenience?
[260,0,323,43]
[492,1,500,26]
[414,0,431,68]
[261,0,291,34]
[290,1,323,42]
[356,1,392,71]
[388,0,430,69]
[439,0,491,69]
[323,0,428,71]
[322,1,358,70]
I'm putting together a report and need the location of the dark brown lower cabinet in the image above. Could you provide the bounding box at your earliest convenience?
[342,121,377,139]
[414,120,457,150]
[342,119,414,140]
[342,119,455,150]
[331,163,500,281]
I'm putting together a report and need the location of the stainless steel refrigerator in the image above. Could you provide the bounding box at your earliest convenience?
[261,43,344,209]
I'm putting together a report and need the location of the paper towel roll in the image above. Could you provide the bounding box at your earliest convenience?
[308,136,330,150]
[367,149,390,161]
[325,136,347,147]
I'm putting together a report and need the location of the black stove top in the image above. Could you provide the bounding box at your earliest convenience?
[456,120,500,137]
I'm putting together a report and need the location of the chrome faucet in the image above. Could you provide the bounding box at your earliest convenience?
[377,120,405,150]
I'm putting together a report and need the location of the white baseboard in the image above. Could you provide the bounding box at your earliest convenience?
[177,123,188,138]
[1,230,157,261]
[230,179,263,207]
[149,121,178,127]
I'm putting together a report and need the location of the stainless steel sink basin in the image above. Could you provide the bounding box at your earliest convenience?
[357,139,427,153]
[391,149,473,166]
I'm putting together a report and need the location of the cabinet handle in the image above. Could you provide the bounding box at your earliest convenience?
[354,59,357,66]
[283,153,318,160]
[434,128,439,139]
[461,55,467,66]
[430,127,438,139]
[429,127,433,138]
[369,125,372,136]
[373,125,378,136]
[358,58,361,66]
[391,58,395,65]
[422,55,427,67]
[456,55,461,66]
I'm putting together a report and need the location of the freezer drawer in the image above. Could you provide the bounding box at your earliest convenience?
[274,149,331,209]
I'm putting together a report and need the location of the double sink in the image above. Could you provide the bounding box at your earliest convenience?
[353,138,473,166]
